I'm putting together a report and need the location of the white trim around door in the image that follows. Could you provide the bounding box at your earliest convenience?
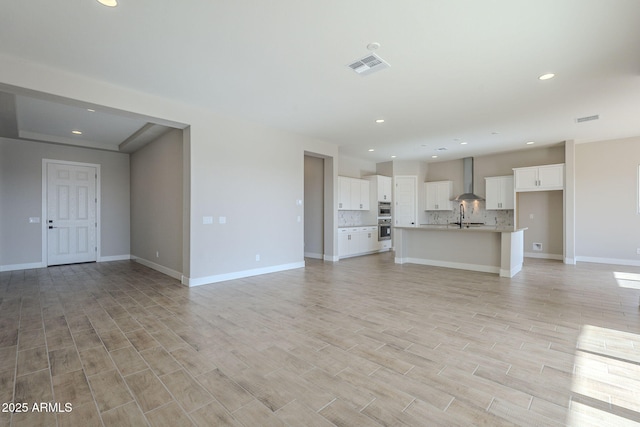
[42,159,102,266]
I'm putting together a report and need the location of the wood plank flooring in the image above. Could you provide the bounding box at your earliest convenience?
[1,253,639,426]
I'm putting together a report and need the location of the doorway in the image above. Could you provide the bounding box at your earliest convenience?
[304,155,324,259]
[43,159,100,266]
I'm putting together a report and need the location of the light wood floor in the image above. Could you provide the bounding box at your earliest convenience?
[1,253,640,426]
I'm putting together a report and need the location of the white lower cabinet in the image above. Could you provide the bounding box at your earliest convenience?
[338,226,387,258]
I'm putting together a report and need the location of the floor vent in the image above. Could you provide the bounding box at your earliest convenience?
[347,53,390,76]
[576,114,599,123]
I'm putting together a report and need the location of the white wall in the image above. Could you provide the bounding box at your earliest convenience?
[0,137,130,269]
[0,54,339,284]
[338,155,376,178]
[130,129,183,276]
[575,136,640,265]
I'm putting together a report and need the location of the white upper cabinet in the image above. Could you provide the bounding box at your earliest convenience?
[513,164,564,191]
[485,176,514,210]
[338,176,370,210]
[424,181,453,211]
[378,176,393,202]
[338,176,351,209]
[365,175,393,203]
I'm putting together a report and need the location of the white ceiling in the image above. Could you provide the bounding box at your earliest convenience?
[1,0,639,161]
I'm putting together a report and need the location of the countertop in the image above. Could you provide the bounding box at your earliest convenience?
[394,224,527,233]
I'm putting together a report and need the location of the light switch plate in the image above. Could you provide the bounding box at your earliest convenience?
[202,216,213,225]
[29,217,40,223]
[219,216,226,224]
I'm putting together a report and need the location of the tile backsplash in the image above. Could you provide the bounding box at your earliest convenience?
[338,210,366,227]
[426,201,513,226]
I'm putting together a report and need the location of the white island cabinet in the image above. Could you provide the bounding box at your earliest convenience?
[394,225,526,278]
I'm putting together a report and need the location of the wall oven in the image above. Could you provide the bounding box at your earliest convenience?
[378,218,391,241]
[378,202,391,218]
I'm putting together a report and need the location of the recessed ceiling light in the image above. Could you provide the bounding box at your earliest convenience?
[87,108,96,112]
[367,42,381,51]
[526,141,535,145]
[375,119,385,123]
[72,130,83,135]
[391,155,396,158]
[460,142,468,145]
[368,149,375,152]
[432,155,438,159]
[97,0,118,6]
[538,73,555,80]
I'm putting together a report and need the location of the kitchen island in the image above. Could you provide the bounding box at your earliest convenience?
[394,225,526,278]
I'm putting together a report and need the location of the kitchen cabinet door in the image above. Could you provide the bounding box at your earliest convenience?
[358,180,370,210]
[364,226,379,252]
[338,228,350,256]
[424,181,452,211]
[514,164,564,192]
[378,176,392,202]
[339,177,370,210]
[485,176,514,210]
[538,164,564,189]
[338,177,351,210]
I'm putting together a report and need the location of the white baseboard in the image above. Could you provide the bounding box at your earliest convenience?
[184,261,305,287]
[0,262,46,272]
[524,252,563,260]
[500,264,522,278]
[394,257,500,275]
[99,254,131,262]
[132,257,183,280]
[304,252,323,260]
[324,255,339,262]
[576,256,640,267]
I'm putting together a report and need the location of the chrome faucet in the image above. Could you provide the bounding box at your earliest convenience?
[459,203,464,228]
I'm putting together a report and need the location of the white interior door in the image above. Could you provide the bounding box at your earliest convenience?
[47,162,97,266]
[394,176,417,227]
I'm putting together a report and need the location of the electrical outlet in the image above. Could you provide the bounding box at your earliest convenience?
[533,243,542,251]
[255,254,260,261]
[156,251,160,258]
[636,248,640,255]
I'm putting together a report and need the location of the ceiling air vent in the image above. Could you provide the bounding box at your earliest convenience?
[347,53,390,76]
[576,114,599,123]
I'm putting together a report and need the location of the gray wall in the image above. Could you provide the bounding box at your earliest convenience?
[0,137,130,268]
[304,155,324,259]
[130,129,183,274]
[517,191,564,257]
[576,136,640,264]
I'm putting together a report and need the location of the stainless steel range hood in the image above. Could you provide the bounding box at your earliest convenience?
[454,157,485,201]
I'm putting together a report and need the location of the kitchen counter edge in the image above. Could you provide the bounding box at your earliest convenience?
[394,225,527,233]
